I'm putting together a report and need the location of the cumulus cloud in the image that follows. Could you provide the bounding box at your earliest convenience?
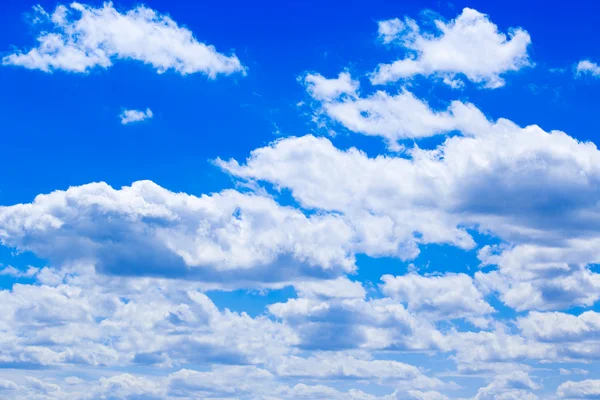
[473,371,540,400]
[518,311,600,342]
[0,355,445,399]
[219,93,600,310]
[120,108,153,124]
[0,267,301,371]
[304,71,359,101]
[269,295,447,352]
[302,73,487,146]
[270,353,449,390]
[3,2,244,77]
[476,244,600,311]
[557,379,600,399]
[372,8,532,88]
[576,60,600,78]
[381,273,494,324]
[0,265,38,278]
[378,18,405,44]
[0,180,356,285]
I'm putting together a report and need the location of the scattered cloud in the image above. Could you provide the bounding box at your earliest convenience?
[372,8,532,88]
[120,108,153,124]
[3,2,245,77]
[557,379,600,399]
[576,60,600,78]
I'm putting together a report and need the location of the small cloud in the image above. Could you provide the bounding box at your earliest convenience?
[560,368,571,375]
[120,108,153,125]
[575,60,600,77]
[0,265,39,278]
[64,377,84,385]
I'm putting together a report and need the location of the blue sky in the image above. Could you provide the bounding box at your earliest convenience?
[1,1,600,399]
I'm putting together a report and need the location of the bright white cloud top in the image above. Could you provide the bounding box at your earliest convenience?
[2,2,245,76]
[120,108,153,124]
[0,2,599,399]
[576,60,600,77]
[372,8,532,88]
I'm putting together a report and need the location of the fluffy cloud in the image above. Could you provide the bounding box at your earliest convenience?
[302,73,485,146]
[120,108,153,124]
[0,271,297,369]
[372,8,532,88]
[518,311,600,342]
[557,379,600,399]
[271,353,447,389]
[476,245,600,311]
[378,18,405,44]
[269,295,447,352]
[576,60,600,78]
[449,327,556,368]
[304,71,359,100]
[381,273,494,323]
[0,180,356,285]
[3,2,244,77]
[0,265,38,278]
[0,367,401,400]
[219,92,600,310]
[408,391,450,400]
[473,371,540,400]
[0,357,445,399]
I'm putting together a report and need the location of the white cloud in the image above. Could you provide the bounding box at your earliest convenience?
[3,2,245,77]
[219,93,600,310]
[0,364,440,400]
[294,277,367,299]
[518,311,600,342]
[576,60,600,78]
[271,353,447,389]
[381,273,494,323]
[372,8,532,88]
[473,371,540,400]
[0,378,18,391]
[476,244,600,311]
[302,74,487,146]
[560,368,589,376]
[269,295,447,352]
[378,18,406,44]
[449,327,555,368]
[557,379,600,399]
[0,269,297,369]
[304,71,359,101]
[0,265,38,278]
[0,180,357,285]
[408,390,449,400]
[120,108,153,124]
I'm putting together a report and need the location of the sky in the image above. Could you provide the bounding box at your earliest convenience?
[1,0,600,399]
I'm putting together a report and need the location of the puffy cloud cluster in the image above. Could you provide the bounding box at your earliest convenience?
[302,73,482,146]
[576,60,600,78]
[0,271,296,368]
[120,108,153,124]
[0,366,428,400]
[557,379,600,399]
[381,273,494,324]
[3,2,244,77]
[219,112,600,310]
[372,8,532,88]
[0,180,357,286]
